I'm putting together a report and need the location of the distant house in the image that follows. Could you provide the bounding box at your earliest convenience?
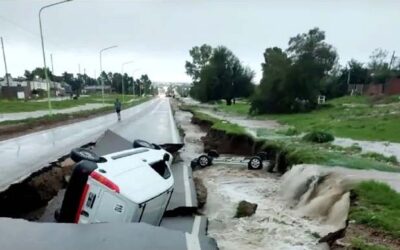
[83,85,111,94]
[385,77,400,95]
[348,76,400,96]
[365,84,384,96]
[0,76,66,99]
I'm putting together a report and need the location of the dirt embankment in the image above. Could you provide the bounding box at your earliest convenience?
[191,115,260,155]
[184,105,399,250]
[0,157,75,220]
[190,113,293,174]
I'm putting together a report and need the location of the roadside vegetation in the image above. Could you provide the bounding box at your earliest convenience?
[0,97,151,139]
[0,94,140,113]
[182,105,400,172]
[211,95,400,143]
[350,181,400,238]
[181,103,400,249]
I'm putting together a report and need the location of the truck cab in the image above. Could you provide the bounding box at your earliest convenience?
[57,146,174,226]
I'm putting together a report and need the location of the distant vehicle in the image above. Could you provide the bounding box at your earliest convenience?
[56,140,176,226]
[191,150,267,170]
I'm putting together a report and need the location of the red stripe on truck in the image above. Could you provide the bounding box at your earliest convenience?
[90,171,120,193]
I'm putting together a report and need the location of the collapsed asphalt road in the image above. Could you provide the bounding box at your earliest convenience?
[0,97,179,192]
[0,97,217,250]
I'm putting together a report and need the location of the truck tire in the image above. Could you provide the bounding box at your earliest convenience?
[207,150,220,158]
[70,148,100,163]
[248,156,263,170]
[198,155,212,168]
[256,151,268,161]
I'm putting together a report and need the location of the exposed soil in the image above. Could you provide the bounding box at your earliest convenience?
[0,157,74,220]
[333,223,400,250]
[175,99,399,250]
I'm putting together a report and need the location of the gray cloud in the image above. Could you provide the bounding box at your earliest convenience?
[1,0,399,82]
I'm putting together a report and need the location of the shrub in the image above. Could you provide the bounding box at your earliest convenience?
[303,131,334,143]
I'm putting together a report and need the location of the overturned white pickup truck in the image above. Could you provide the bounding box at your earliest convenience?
[56,139,179,226]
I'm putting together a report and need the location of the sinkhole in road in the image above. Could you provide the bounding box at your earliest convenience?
[0,157,74,221]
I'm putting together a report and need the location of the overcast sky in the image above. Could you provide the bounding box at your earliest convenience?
[0,0,399,82]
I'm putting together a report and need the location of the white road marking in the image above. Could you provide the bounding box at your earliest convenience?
[191,216,202,236]
[185,233,201,250]
[167,98,180,143]
[183,165,193,207]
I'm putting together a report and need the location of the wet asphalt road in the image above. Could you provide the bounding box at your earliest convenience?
[0,97,180,191]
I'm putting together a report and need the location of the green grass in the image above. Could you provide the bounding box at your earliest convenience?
[186,106,400,172]
[0,97,151,126]
[217,101,251,115]
[361,152,398,165]
[350,181,400,238]
[214,96,400,143]
[350,237,390,250]
[191,109,248,136]
[0,94,138,113]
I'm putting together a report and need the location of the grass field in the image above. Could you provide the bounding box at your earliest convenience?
[216,95,400,142]
[0,94,138,113]
[0,96,151,127]
[350,181,400,238]
[187,106,400,172]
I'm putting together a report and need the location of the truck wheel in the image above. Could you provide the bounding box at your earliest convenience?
[256,151,268,161]
[190,159,198,169]
[207,150,219,158]
[248,156,263,170]
[70,148,100,163]
[198,155,212,168]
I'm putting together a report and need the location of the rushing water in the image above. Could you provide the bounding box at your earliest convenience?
[174,107,351,250]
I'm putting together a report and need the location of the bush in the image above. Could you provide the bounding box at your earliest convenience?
[303,131,334,143]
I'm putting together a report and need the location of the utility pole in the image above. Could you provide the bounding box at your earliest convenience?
[50,53,54,74]
[99,45,118,104]
[1,37,10,86]
[389,51,396,70]
[39,0,73,115]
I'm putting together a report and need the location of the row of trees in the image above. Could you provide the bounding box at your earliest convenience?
[186,28,400,114]
[185,45,254,105]
[23,68,155,96]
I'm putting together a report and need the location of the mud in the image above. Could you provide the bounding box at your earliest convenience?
[173,102,346,250]
[0,157,74,220]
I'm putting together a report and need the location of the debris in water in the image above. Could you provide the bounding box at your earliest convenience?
[235,200,258,218]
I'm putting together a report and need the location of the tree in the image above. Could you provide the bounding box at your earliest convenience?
[185,44,213,82]
[250,47,292,113]
[62,72,81,96]
[348,60,369,84]
[140,74,152,95]
[368,48,391,83]
[24,70,34,81]
[187,45,254,105]
[287,28,337,109]
[251,28,337,114]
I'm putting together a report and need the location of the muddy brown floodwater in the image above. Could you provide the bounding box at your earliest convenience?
[173,105,346,250]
